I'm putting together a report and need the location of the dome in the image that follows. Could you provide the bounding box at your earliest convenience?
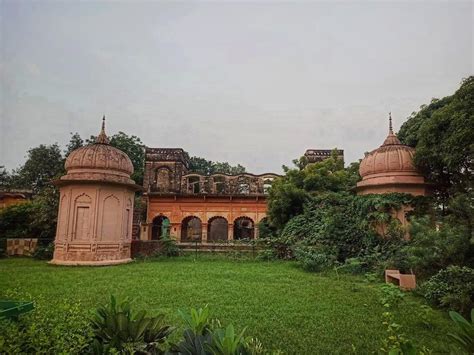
[356,114,428,196]
[65,143,134,176]
[57,117,138,187]
[359,133,417,178]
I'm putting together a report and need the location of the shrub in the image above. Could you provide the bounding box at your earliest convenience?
[378,283,406,308]
[0,291,93,354]
[422,266,474,316]
[160,235,181,257]
[336,257,368,275]
[448,309,474,354]
[91,295,174,353]
[401,216,472,278]
[171,306,270,355]
[33,242,54,260]
[293,245,336,272]
[256,248,278,261]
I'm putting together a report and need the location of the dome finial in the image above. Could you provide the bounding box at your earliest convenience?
[96,115,110,144]
[389,112,393,134]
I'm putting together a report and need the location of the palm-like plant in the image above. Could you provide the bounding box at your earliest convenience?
[91,295,174,354]
[448,309,474,354]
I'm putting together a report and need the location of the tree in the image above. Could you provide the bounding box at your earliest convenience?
[398,76,474,207]
[267,151,360,229]
[109,132,145,185]
[0,166,12,190]
[65,132,84,157]
[15,144,64,193]
[188,156,246,175]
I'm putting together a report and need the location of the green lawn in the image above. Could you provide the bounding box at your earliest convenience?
[0,255,453,354]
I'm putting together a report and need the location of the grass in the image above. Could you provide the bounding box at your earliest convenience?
[0,255,453,354]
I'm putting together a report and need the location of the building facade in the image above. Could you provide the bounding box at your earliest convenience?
[141,148,342,243]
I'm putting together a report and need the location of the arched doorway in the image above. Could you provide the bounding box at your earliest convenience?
[233,217,255,240]
[207,217,228,242]
[151,215,170,240]
[181,216,202,242]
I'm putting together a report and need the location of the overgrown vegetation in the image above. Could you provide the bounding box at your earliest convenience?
[263,77,474,315]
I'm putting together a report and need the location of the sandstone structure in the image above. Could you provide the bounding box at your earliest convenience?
[357,114,429,196]
[142,148,341,243]
[50,117,141,265]
[356,114,429,232]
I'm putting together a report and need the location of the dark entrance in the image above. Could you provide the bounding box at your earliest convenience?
[181,216,202,242]
[151,215,170,240]
[233,217,255,240]
[207,217,228,242]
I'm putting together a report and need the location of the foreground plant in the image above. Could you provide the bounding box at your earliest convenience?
[91,295,174,354]
[170,306,269,355]
[448,309,474,354]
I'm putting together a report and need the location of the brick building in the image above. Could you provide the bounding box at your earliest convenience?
[140,147,342,244]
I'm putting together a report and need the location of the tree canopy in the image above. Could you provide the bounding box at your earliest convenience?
[188,156,246,175]
[398,76,474,205]
[267,151,360,229]
[14,144,64,193]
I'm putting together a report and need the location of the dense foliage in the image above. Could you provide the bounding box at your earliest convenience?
[261,78,474,316]
[188,155,246,175]
[400,216,473,278]
[0,186,58,239]
[267,151,359,229]
[0,292,268,355]
[398,76,474,207]
[0,291,93,354]
[422,266,474,317]
[9,144,64,193]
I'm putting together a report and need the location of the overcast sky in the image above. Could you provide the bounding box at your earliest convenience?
[1,1,472,174]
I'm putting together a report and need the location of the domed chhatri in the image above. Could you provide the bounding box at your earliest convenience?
[356,113,429,196]
[51,117,141,266]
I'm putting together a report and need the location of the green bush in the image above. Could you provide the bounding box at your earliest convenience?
[0,291,93,354]
[422,266,474,316]
[293,245,336,272]
[171,306,269,355]
[91,295,174,354]
[337,257,368,275]
[159,235,181,257]
[33,242,54,260]
[400,216,473,278]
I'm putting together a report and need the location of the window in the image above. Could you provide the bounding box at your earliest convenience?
[181,216,202,242]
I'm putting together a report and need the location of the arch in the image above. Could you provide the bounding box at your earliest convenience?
[72,193,92,241]
[101,195,120,241]
[263,178,274,194]
[233,216,255,240]
[181,216,202,242]
[186,176,201,194]
[154,166,172,192]
[151,215,170,240]
[212,176,226,194]
[238,183,250,194]
[75,193,92,203]
[207,216,228,242]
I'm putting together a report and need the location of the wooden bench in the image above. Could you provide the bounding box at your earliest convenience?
[385,269,416,290]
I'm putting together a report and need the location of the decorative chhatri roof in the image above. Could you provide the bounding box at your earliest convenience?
[359,114,417,178]
[58,117,138,188]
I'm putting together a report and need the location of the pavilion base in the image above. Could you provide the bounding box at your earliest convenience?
[49,258,133,266]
